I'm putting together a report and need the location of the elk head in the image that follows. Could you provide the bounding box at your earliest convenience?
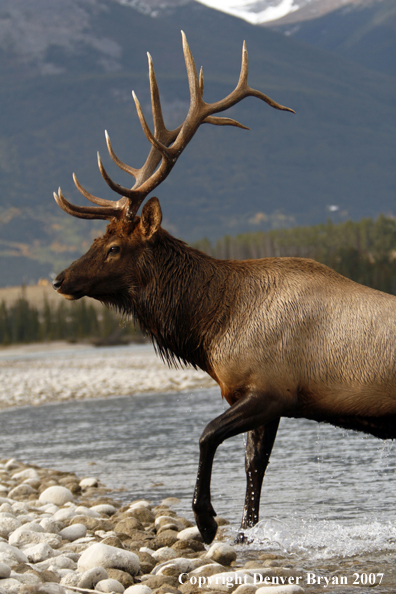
[53,32,294,303]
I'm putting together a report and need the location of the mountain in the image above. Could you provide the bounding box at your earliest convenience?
[269,0,396,77]
[0,0,395,286]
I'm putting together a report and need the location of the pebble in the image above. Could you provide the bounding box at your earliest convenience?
[39,486,74,506]
[96,577,126,592]
[0,457,307,594]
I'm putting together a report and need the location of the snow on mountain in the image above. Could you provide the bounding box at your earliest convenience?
[194,0,298,25]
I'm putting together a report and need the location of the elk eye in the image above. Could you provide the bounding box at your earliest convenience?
[108,246,120,255]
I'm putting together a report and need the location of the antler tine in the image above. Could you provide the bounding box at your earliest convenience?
[132,91,172,158]
[147,53,168,136]
[54,188,122,221]
[199,66,204,96]
[182,31,202,107]
[105,131,139,178]
[73,172,127,209]
[97,152,144,200]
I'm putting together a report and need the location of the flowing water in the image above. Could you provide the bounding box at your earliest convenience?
[0,354,395,592]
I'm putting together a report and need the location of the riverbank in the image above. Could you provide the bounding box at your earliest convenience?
[0,342,216,410]
[0,457,306,594]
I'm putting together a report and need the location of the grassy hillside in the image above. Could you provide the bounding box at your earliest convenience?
[0,0,395,286]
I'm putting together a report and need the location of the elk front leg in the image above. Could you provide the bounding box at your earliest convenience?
[239,418,280,539]
[192,391,286,544]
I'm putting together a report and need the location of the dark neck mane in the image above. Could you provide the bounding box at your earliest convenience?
[129,230,233,372]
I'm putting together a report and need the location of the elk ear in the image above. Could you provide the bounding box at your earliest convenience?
[139,197,162,239]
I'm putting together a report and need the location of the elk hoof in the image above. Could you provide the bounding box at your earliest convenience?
[195,512,218,544]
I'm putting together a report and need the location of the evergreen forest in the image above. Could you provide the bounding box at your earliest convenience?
[2,216,396,346]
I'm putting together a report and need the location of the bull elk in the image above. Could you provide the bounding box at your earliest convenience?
[53,32,396,545]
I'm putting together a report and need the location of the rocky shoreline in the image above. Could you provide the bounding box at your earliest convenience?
[0,458,304,594]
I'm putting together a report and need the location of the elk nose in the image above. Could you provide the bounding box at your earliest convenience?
[52,277,63,290]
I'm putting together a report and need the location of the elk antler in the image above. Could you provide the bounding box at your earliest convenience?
[54,31,295,222]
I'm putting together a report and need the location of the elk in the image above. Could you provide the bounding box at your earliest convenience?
[53,32,396,545]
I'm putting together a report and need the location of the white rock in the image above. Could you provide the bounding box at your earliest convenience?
[256,587,304,594]
[5,459,19,471]
[10,571,41,585]
[177,526,203,541]
[35,584,68,594]
[9,528,62,548]
[155,515,182,529]
[154,557,204,575]
[129,500,151,510]
[91,504,117,515]
[206,542,237,565]
[139,547,155,556]
[0,515,21,538]
[23,542,55,563]
[75,505,101,518]
[40,517,60,533]
[190,563,226,576]
[35,555,77,571]
[0,561,11,578]
[61,571,81,587]
[0,504,12,513]
[53,506,77,522]
[96,577,125,593]
[124,586,152,594]
[41,504,60,515]
[79,477,98,488]
[0,578,21,593]
[0,542,28,564]
[8,483,36,499]
[60,523,87,541]
[39,486,74,506]
[78,542,140,575]
[12,468,39,481]
[78,566,109,588]
[151,546,177,563]
[139,546,155,555]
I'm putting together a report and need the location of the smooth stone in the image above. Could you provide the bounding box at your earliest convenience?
[96,577,125,593]
[0,541,28,564]
[5,459,20,471]
[78,543,140,575]
[79,477,98,488]
[151,547,177,563]
[256,584,305,594]
[41,504,60,515]
[35,555,77,571]
[0,561,11,578]
[75,505,101,518]
[9,528,62,549]
[8,484,36,500]
[91,504,117,515]
[32,584,68,594]
[0,504,12,513]
[12,468,39,481]
[129,501,151,510]
[206,542,237,565]
[53,506,76,522]
[23,542,55,563]
[124,586,152,594]
[39,486,74,506]
[59,523,87,541]
[161,497,181,506]
[153,557,204,575]
[233,585,258,594]
[78,566,109,589]
[177,526,203,541]
[190,563,226,576]
[154,515,184,531]
[40,518,60,534]
[11,571,41,585]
